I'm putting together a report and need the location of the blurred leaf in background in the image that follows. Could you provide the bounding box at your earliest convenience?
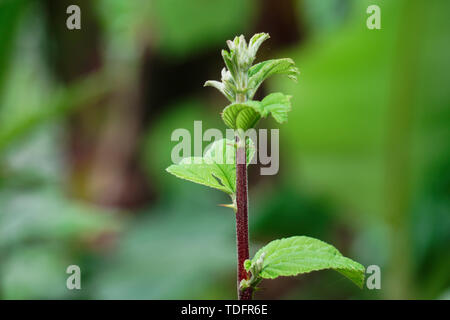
[272,0,450,298]
[0,0,120,299]
[92,187,236,299]
[0,0,109,154]
[0,187,120,299]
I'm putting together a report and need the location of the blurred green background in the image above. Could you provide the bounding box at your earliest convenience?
[0,0,449,299]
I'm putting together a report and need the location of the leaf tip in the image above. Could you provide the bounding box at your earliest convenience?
[218,203,237,212]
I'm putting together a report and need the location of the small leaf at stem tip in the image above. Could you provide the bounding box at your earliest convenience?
[247,58,299,99]
[248,33,270,59]
[204,80,234,102]
[249,236,366,289]
[205,33,299,106]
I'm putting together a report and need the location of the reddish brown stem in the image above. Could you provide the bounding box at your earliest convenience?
[235,137,252,300]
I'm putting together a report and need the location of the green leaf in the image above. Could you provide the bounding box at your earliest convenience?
[254,92,292,124]
[247,33,270,60]
[244,259,252,271]
[250,236,365,288]
[221,93,292,130]
[248,58,299,99]
[166,138,255,195]
[221,103,261,130]
[166,156,233,194]
[204,80,234,102]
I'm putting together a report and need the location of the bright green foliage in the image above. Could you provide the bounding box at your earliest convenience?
[244,236,365,288]
[252,92,292,123]
[204,33,298,131]
[204,33,272,103]
[221,103,260,131]
[247,59,298,99]
[166,138,255,196]
[221,92,292,130]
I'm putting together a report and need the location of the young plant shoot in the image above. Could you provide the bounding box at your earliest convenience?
[166,33,365,300]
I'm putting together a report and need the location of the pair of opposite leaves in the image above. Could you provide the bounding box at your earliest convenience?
[166,137,365,289]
